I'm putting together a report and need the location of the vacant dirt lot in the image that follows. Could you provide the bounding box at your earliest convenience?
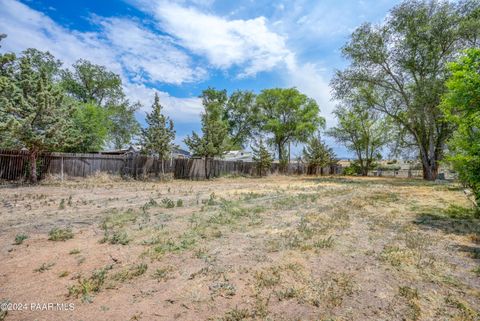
[0,175,479,321]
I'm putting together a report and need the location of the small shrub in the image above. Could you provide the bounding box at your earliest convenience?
[59,199,65,209]
[109,231,130,245]
[161,198,175,208]
[314,236,334,249]
[48,227,74,241]
[112,263,148,282]
[68,266,111,303]
[14,233,28,245]
[176,199,183,207]
[69,248,81,255]
[141,198,158,211]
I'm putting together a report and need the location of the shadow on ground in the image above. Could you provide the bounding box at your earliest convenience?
[303,176,459,188]
[413,204,479,236]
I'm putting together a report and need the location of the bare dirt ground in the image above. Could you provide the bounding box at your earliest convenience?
[0,175,479,321]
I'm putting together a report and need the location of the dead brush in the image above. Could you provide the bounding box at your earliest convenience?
[48,227,74,241]
[111,263,148,283]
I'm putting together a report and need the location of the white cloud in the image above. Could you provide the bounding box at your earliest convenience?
[285,62,336,128]
[0,0,205,85]
[132,1,295,77]
[97,17,206,84]
[0,0,206,122]
[0,0,123,74]
[124,84,203,123]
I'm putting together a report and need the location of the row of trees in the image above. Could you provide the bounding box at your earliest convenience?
[183,87,326,178]
[326,0,479,209]
[329,0,479,181]
[0,35,140,182]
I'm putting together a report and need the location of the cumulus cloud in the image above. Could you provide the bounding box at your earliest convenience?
[0,0,205,85]
[97,17,206,84]
[285,62,336,128]
[0,0,206,122]
[131,0,295,77]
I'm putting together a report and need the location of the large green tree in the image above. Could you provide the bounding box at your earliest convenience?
[61,59,123,105]
[64,102,110,153]
[328,104,391,176]
[0,47,74,182]
[184,88,230,179]
[255,88,324,165]
[224,90,260,149]
[61,59,139,150]
[141,93,176,175]
[332,0,480,180]
[441,48,480,210]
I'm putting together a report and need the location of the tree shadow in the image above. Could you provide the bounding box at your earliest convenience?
[303,176,457,188]
[413,204,479,237]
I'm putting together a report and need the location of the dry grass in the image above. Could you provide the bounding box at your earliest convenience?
[0,175,479,320]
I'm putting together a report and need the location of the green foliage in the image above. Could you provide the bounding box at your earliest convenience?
[61,59,122,105]
[65,103,110,152]
[256,88,324,163]
[14,233,28,245]
[184,88,230,178]
[68,266,111,302]
[328,105,389,176]
[442,48,480,209]
[61,59,139,150]
[332,0,480,180]
[0,47,75,182]
[303,135,337,175]
[161,197,175,208]
[0,37,139,178]
[141,93,176,173]
[252,139,273,177]
[224,90,260,149]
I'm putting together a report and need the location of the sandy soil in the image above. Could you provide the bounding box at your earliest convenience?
[0,175,479,321]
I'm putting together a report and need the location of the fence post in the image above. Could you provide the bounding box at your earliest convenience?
[61,156,64,181]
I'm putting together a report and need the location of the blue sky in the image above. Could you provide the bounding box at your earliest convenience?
[0,0,400,157]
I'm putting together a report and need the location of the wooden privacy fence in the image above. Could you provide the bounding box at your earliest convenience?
[0,149,343,181]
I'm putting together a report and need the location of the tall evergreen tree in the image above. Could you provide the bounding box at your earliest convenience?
[142,93,176,175]
[184,88,229,179]
[303,135,337,175]
[252,139,273,177]
[0,52,74,182]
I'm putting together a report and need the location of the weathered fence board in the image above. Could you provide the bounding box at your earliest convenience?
[0,149,346,182]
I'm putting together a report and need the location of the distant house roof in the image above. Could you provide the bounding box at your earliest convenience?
[101,146,191,158]
[172,147,191,158]
[223,150,253,161]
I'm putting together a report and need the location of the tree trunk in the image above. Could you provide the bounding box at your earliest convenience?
[421,163,438,181]
[278,143,283,163]
[161,157,164,176]
[29,149,38,184]
[419,145,439,181]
